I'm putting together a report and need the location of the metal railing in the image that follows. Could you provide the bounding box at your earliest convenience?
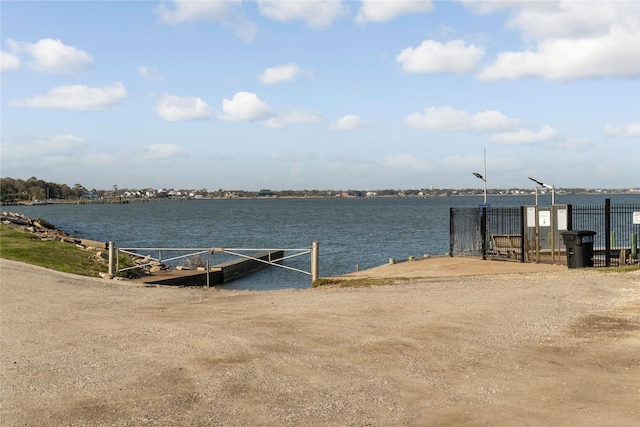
[108,241,319,282]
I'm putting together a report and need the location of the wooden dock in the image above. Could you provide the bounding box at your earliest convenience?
[133,250,284,286]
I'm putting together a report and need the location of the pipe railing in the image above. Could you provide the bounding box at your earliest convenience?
[109,242,319,283]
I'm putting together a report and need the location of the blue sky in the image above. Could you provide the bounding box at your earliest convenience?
[1,0,639,191]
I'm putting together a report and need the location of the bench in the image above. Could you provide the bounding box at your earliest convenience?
[490,234,524,260]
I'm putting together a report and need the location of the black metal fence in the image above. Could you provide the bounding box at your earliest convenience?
[449,207,483,257]
[450,199,640,267]
[450,206,524,261]
[570,199,640,267]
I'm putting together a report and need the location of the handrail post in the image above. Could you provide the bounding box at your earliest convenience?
[108,241,114,276]
[311,241,319,283]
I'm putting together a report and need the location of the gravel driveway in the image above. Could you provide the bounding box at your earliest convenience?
[1,259,639,426]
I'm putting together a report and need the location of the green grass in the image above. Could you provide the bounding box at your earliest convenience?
[312,277,411,288]
[594,265,640,273]
[0,224,109,277]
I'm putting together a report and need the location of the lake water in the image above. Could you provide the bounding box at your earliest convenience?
[5,193,638,290]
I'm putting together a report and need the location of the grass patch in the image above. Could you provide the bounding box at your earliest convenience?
[0,224,108,277]
[312,277,411,288]
[594,265,640,273]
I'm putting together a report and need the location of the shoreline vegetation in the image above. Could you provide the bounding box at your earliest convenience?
[1,176,638,205]
[0,221,110,277]
[0,213,140,279]
[0,213,405,287]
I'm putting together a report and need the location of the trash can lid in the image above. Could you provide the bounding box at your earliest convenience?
[561,230,596,236]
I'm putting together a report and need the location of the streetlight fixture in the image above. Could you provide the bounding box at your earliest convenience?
[528,177,555,206]
[528,176,558,264]
[473,149,488,204]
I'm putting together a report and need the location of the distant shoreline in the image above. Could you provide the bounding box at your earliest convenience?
[2,190,639,207]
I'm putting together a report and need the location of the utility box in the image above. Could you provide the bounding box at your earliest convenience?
[561,230,596,268]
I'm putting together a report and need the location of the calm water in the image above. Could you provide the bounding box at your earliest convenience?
[6,194,638,290]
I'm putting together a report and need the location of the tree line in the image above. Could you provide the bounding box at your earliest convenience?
[0,177,94,202]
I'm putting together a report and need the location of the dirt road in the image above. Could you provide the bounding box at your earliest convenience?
[1,258,639,426]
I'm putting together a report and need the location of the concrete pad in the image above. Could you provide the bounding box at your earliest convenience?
[330,255,567,279]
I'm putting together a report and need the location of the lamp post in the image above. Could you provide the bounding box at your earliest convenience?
[528,177,555,206]
[473,149,488,205]
[528,177,557,264]
[473,150,489,259]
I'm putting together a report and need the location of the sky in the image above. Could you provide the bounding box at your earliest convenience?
[1,0,639,191]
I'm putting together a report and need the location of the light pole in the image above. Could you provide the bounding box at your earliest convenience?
[528,177,557,264]
[472,149,488,205]
[528,177,555,206]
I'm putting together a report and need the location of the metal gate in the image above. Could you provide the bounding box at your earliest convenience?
[522,204,569,264]
[450,206,525,262]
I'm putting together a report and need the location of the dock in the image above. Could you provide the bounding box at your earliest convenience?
[133,250,284,286]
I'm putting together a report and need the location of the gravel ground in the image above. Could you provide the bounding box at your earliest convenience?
[1,258,639,426]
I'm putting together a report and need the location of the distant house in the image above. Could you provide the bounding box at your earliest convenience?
[81,193,101,199]
[259,189,275,197]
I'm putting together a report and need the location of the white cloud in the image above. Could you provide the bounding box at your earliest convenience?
[379,154,429,171]
[155,94,211,122]
[404,106,520,131]
[488,125,558,145]
[154,0,258,42]
[505,1,632,40]
[269,151,299,162]
[154,0,241,25]
[9,82,127,110]
[217,92,273,122]
[355,0,433,24]
[557,137,593,150]
[1,50,20,72]
[476,1,640,81]
[6,38,92,74]
[138,65,164,81]
[262,110,323,128]
[259,63,301,84]
[397,40,485,74]
[604,123,640,137]
[1,134,86,163]
[457,0,553,16]
[142,143,188,161]
[330,115,366,131]
[235,20,259,43]
[257,0,348,29]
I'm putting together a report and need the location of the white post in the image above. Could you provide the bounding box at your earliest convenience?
[108,241,114,276]
[311,241,319,283]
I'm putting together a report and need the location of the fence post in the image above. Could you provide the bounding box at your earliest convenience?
[605,198,611,267]
[108,241,114,276]
[311,241,319,283]
[520,206,526,263]
[480,207,487,260]
[449,207,454,256]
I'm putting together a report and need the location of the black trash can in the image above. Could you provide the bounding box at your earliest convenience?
[561,230,596,268]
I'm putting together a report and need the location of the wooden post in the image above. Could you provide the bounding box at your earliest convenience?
[108,241,114,276]
[206,260,210,288]
[311,241,319,283]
